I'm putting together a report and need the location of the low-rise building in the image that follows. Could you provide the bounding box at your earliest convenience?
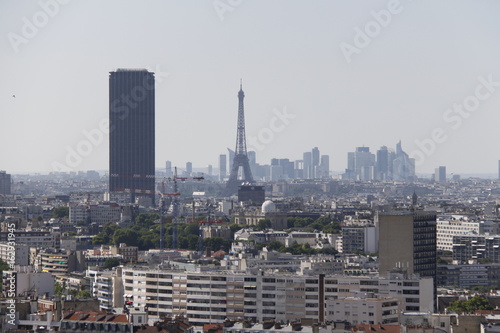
[325,296,399,325]
[2,266,54,297]
[69,202,121,225]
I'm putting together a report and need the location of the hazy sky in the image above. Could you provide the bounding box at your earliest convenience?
[1,0,500,175]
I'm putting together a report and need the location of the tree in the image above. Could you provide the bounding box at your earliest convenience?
[266,241,283,251]
[112,228,139,247]
[229,223,245,237]
[204,237,232,252]
[448,296,493,313]
[53,206,69,218]
[255,219,272,231]
[77,290,92,298]
[0,259,10,272]
[92,223,119,245]
[103,258,120,270]
[135,213,159,228]
[182,223,200,237]
[54,282,66,295]
[322,222,341,234]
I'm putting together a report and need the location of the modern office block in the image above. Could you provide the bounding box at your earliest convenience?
[109,69,155,204]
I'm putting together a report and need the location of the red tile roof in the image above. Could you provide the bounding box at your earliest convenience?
[63,311,130,324]
[353,324,400,333]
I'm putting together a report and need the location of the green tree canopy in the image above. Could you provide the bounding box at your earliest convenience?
[53,206,69,218]
[448,296,493,313]
[103,257,120,270]
[255,219,272,231]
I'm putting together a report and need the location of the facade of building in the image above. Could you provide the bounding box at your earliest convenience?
[219,154,227,181]
[237,185,265,205]
[87,267,124,311]
[436,215,483,251]
[0,242,29,266]
[0,171,11,195]
[326,296,399,325]
[233,202,287,230]
[110,243,138,263]
[202,225,231,240]
[340,226,377,254]
[435,166,446,183]
[69,202,122,225]
[437,263,500,288]
[109,69,155,204]
[2,266,54,297]
[378,212,437,280]
[121,267,434,326]
[452,234,500,264]
[35,249,81,276]
[0,231,57,249]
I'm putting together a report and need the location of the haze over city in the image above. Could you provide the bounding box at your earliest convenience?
[1,1,500,175]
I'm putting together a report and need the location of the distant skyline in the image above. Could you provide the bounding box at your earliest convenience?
[1,1,500,175]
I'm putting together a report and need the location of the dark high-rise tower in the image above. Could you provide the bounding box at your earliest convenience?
[226,81,254,195]
[109,69,155,204]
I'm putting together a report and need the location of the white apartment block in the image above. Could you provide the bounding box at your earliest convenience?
[436,215,485,251]
[0,231,57,249]
[87,267,124,311]
[121,267,434,326]
[326,296,399,325]
[69,203,121,225]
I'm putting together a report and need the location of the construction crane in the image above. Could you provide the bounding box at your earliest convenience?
[113,168,203,251]
[162,167,204,250]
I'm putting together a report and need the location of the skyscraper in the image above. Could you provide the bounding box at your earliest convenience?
[375,146,389,180]
[312,147,320,178]
[303,152,312,179]
[378,211,437,311]
[109,69,155,204]
[165,161,172,178]
[392,141,415,181]
[219,154,227,181]
[0,171,11,195]
[435,166,446,184]
[319,155,330,179]
[378,212,437,279]
[186,162,193,176]
[350,147,375,181]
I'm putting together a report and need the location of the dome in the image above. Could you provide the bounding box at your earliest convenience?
[261,200,276,214]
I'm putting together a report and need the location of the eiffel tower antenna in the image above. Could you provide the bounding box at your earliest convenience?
[225,80,254,195]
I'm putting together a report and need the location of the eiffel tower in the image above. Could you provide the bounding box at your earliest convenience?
[225,81,254,195]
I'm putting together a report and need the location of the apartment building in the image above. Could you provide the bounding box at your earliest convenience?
[340,226,376,254]
[69,202,121,225]
[0,242,29,266]
[452,234,500,264]
[87,267,124,311]
[121,267,434,326]
[436,215,484,251]
[0,231,58,249]
[325,296,399,325]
